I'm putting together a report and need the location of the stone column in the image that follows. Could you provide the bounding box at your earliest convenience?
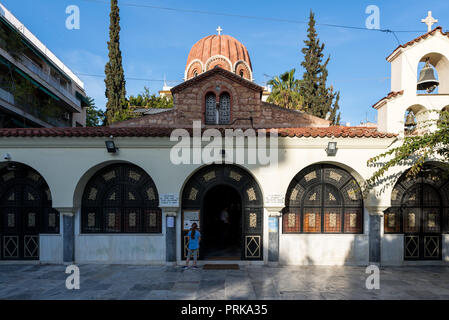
[165,210,178,264]
[367,207,386,265]
[57,207,76,264]
[267,208,282,264]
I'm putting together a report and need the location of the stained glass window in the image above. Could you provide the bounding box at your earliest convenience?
[219,93,231,124]
[205,92,216,124]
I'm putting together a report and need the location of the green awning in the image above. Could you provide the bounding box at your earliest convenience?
[14,67,60,101]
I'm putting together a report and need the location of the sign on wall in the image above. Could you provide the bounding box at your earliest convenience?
[159,193,179,207]
[265,194,285,206]
[167,216,175,228]
[268,217,279,232]
[183,210,200,230]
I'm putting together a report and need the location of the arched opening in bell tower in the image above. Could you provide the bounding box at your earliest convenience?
[417,53,449,95]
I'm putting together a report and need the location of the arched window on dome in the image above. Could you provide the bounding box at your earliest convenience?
[239,70,244,77]
[219,92,231,124]
[193,71,198,77]
[205,92,217,125]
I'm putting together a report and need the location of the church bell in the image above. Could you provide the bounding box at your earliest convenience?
[417,61,439,92]
[405,112,416,129]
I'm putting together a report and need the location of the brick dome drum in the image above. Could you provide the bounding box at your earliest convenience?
[185,34,253,81]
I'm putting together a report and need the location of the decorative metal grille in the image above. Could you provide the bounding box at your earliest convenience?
[284,164,363,234]
[3,236,19,258]
[205,93,216,124]
[404,235,419,259]
[24,235,39,258]
[0,165,57,260]
[219,93,231,124]
[245,236,261,259]
[424,235,441,259]
[81,164,161,233]
[386,164,448,260]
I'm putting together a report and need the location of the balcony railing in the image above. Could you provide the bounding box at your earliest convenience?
[0,87,14,105]
[0,87,70,127]
[20,55,81,108]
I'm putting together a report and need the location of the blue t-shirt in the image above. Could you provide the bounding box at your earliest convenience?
[187,230,201,250]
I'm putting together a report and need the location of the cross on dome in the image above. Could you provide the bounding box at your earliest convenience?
[421,11,438,32]
[216,26,223,35]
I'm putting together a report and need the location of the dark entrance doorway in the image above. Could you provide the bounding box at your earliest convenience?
[201,185,242,260]
[181,164,264,261]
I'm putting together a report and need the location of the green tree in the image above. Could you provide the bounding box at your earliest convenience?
[328,92,341,125]
[128,87,173,109]
[85,97,105,127]
[267,69,304,110]
[367,110,449,188]
[104,0,127,125]
[300,11,340,123]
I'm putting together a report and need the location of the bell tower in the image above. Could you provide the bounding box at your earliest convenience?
[373,12,449,136]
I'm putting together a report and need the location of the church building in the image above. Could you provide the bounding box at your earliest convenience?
[0,14,447,266]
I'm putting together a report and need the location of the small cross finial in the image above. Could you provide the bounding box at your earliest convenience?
[216,26,223,35]
[421,11,438,32]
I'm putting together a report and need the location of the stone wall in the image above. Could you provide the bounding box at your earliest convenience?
[112,71,329,128]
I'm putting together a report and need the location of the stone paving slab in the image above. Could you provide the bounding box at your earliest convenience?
[0,264,449,300]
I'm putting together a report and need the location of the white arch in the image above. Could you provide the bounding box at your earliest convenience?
[204,55,233,72]
[184,59,204,81]
[233,60,253,81]
[418,52,449,94]
[405,104,429,134]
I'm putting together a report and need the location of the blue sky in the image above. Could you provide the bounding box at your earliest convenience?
[2,0,449,125]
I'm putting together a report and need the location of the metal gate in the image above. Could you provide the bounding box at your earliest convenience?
[404,234,442,260]
[386,165,449,261]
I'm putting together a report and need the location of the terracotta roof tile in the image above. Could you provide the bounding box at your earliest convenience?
[372,90,404,109]
[274,126,397,138]
[387,27,449,61]
[0,126,397,139]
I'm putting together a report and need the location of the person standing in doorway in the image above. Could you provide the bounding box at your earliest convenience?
[220,207,230,247]
[184,223,201,269]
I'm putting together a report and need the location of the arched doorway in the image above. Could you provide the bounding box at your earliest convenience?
[0,163,59,260]
[385,164,449,260]
[181,164,263,261]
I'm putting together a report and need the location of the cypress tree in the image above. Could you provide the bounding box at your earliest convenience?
[300,11,341,123]
[104,0,127,125]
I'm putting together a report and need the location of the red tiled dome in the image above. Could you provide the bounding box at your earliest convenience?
[185,34,253,80]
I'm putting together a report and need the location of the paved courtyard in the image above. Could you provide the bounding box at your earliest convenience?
[1,264,449,300]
